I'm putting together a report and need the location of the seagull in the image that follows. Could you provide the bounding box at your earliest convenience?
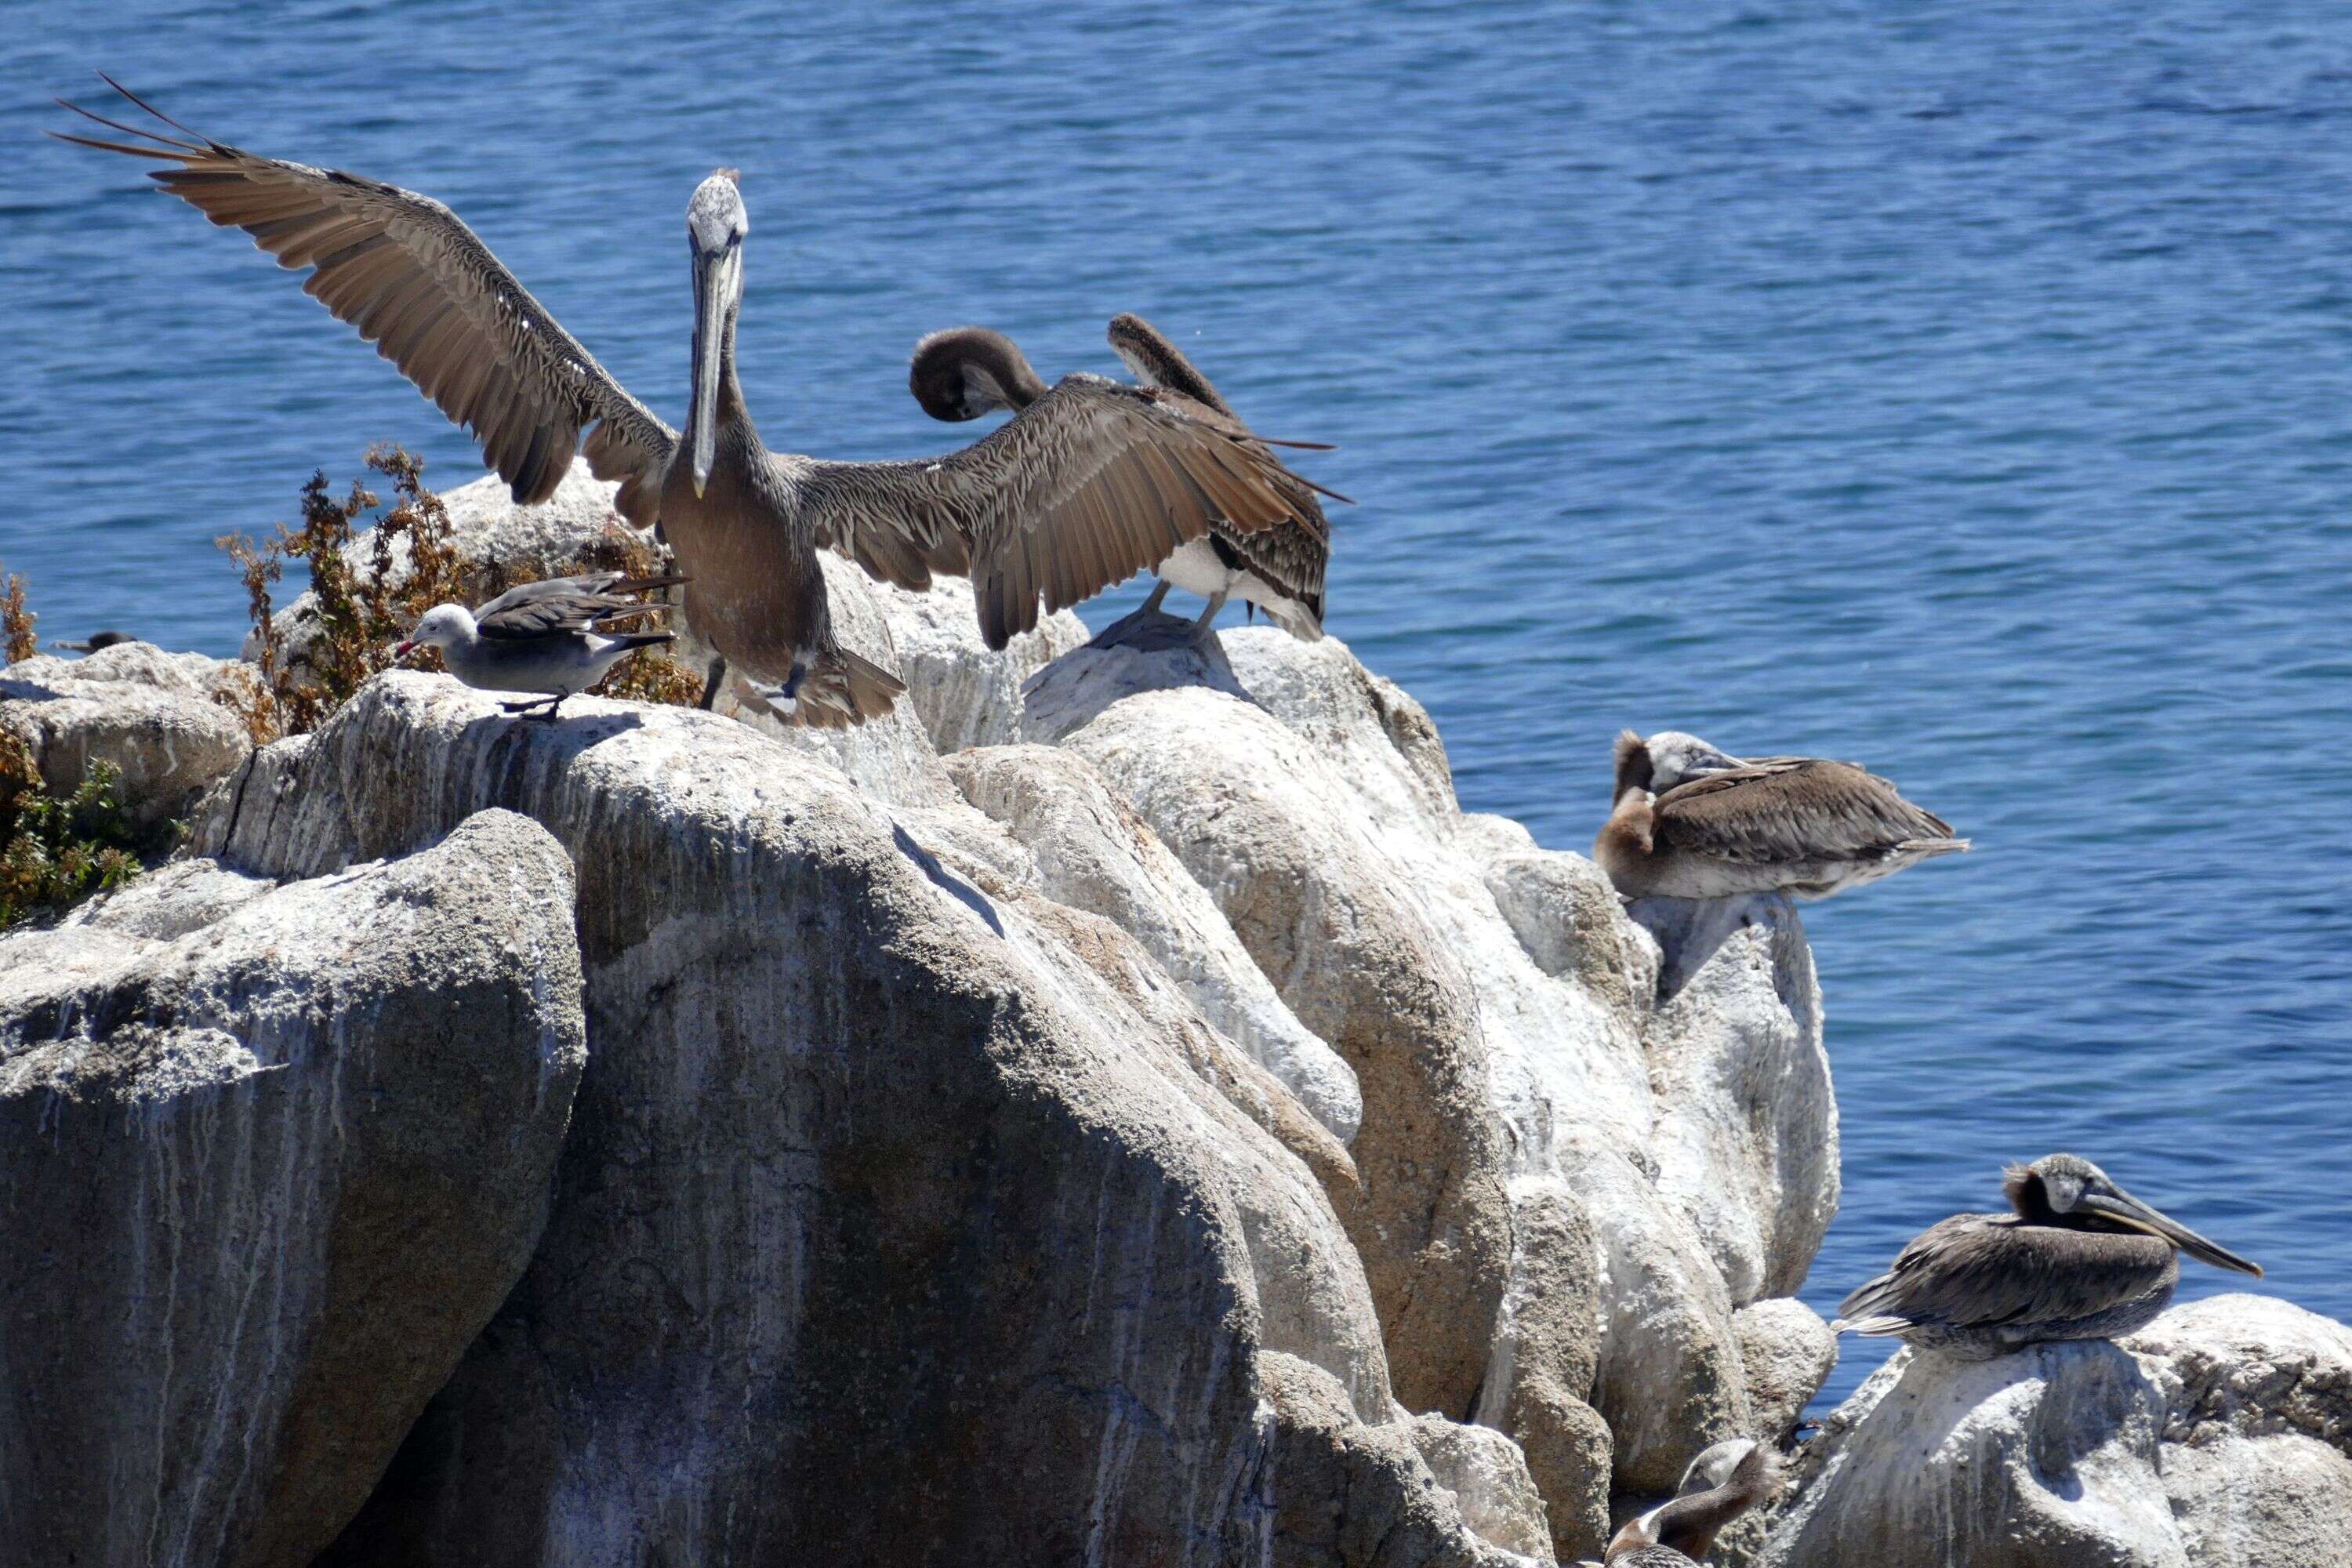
[1596,729,1968,901]
[396,572,684,721]
[1835,1152,2262,1360]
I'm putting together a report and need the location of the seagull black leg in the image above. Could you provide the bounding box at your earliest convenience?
[699,655,728,710]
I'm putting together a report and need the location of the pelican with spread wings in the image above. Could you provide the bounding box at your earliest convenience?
[56,79,1327,725]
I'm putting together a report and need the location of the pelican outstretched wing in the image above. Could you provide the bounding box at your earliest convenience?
[56,78,675,523]
[796,373,1329,648]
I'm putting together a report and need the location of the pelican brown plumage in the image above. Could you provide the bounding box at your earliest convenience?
[56,79,1325,723]
[1590,1439,1780,1566]
[1595,729,1969,902]
[1835,1152,2263,1362]
[908,314,1337,642]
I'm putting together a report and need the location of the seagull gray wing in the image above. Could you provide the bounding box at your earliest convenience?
[1653,760,1956,866]
[1837,1215,2170,1334]
[793,374,1326,648]
[56,79,676,524]
[472,572,683,639]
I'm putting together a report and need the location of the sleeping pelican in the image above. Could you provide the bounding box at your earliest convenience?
[1835,1153,2262,1361]
[1595,729,1968,901]
[56,80,1322,724]
[1585,1439,1780,1566]
[907,315,1336,644]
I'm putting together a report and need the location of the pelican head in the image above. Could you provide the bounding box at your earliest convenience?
[908,326,1047,421]
[686,168,749,498]
[1642,730,1748,792]
[397,603,476,658]
[2005,1153,2263,1276]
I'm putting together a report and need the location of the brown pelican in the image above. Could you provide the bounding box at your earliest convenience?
[395,571,684,720]
[907,314,1336,643]
[1590,1439,1780,1566]
[1595,729,1969,901]
[1834,1152,2262,1361]
[56,81,1321,724]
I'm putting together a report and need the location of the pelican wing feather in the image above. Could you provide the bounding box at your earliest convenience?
[56,78,676,524]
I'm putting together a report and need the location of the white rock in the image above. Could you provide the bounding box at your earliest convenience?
[2,641,257,829]
[946,741,1361,1143]
[1762,1294,2352,1568]
[187,672,1515,1566]
[1412,1412,1559,1562]
[0,809,586,1568]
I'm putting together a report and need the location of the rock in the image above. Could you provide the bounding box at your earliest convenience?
[946,741,1362,1143]
[1762,1294,2352,1568]
[1061,679,1514,1418]
[1478,1177,1614,1563]
[1481,843,1661,1024]
[1261,1354,1541,1568]
[0,809,586,1568]
[873,575,1088,753]
[2129,1294,2352,1567]
[1731,1298,1838,1446]
[1633,896,1834,1305]
[1411,1412,1559,1562]
[2,641,257,829]
[189,673,1513,1567]
[1021,631,1250,745]
[1762,1339,2183,1568]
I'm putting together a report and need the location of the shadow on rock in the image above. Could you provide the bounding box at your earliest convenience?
[1018,617,1255,744]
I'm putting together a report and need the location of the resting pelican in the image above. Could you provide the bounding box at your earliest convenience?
[907,314,1336,644]
[1585,1439,1779,1566]
[396,571,684,721]
[1835,1152,2262,1361]
[1595,729,1968,901]
[56,80,1321,724]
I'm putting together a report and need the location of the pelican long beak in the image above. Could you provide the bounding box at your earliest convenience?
[687,242,735,500]
[2081,1186,2263,1276]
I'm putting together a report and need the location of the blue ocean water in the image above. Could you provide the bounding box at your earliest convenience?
[5,2,2349,1414]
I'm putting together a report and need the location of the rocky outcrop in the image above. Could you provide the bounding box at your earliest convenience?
[2,640,258,828]
[188,673,1522,1566]
[6,459,1866,1564]
[0,809,586,1568]
[1759,1294,2352,1568]
[946,741,1363,1143]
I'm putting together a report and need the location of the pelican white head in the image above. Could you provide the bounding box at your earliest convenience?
[686,169,750,498]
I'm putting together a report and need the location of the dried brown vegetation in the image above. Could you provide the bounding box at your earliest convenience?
[220,445,699,740]
[2,569,34,665]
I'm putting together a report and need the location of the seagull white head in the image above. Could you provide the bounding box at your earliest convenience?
[396,603,476,658]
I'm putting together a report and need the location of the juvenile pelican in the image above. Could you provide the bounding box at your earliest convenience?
[907,315,1336,643]
[1595,729,1968,901]
[1835,1152,2262,1361]
[58,81,1321,724]
[396,571,684,720]
[1591,1440,1780,1566]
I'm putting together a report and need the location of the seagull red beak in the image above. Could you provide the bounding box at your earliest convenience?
[394,639,416,658]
